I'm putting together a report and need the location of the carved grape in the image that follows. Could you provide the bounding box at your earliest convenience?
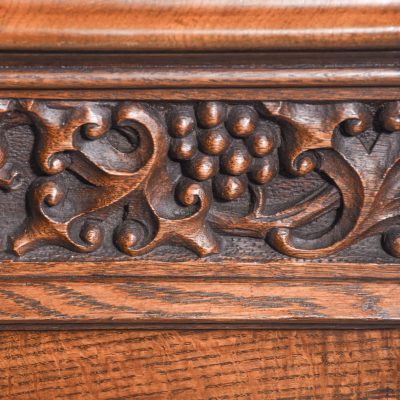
[198,127,230,155]
[169,136,197,160]
[168,110,195,137]
[213,174,246,201]
[221,145,251,176]
[186,154,218,181]
[246,129,276,157]
[196,101,226,128]
[226,106,258,138]
[167,102,280,202]
[249,157,278,185]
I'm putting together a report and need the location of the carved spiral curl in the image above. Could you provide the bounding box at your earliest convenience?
[176,179,207,206]
[383,228,400,258]
[290,151,320,176]
[342,117,370,136]
[381,102,400,132]
[78,221,103,247]
[114,220,152,253]
[40,180,65,207]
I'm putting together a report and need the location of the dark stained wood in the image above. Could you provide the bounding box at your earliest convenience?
[0,1,399,51]
[0,329,399,399]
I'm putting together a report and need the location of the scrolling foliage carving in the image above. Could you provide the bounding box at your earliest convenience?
[1,100,400,259]
[10,101,216,256]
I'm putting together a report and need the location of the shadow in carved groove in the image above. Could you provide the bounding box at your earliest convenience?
[0,100,21,191]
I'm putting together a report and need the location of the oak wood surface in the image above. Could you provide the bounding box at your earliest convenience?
[1,260,399,280]
[0,2,399,397]
[0,329,398,399]
[0,1,399,51]
[0,279,399,325]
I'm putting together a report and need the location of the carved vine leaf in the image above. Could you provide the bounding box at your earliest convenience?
[258,101,400,258]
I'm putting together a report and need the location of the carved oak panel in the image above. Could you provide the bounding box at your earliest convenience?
[0,99,399,262]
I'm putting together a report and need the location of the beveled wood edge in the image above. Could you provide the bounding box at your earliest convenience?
[0,260,399,280]
[1,88,399,101]
[0,68,398,89]
[0,52,398,90]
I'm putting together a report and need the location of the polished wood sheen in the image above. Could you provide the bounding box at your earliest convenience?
[0,0,399,51]
[0,329,399,399]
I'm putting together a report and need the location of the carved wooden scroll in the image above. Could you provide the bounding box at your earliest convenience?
[0,99,399,260]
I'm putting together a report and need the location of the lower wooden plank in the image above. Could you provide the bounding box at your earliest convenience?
[0,280,399,324]
[0,329,398,399]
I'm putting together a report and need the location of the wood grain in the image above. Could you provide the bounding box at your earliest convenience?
[0,99,399,325]
[0,329,399,399]
[0,279,399,325]
[0,1,399,51]
[0,2,399,396]
[1,259,400,280]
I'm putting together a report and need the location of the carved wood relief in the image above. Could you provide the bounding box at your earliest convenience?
[0,99,399,260]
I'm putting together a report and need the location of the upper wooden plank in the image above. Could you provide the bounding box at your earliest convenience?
[0,0,399,51]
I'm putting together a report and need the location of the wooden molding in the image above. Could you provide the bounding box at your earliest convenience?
[0,52,398,91]
[0,3,399,398]
[0,1,399,51]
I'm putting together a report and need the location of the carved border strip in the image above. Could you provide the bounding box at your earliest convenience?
[0,99,400,260]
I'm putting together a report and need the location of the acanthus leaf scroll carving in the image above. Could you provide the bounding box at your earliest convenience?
[11,100,218,257]
[1,99,400,260]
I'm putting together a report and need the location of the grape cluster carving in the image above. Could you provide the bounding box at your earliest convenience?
[168,102,280,201]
